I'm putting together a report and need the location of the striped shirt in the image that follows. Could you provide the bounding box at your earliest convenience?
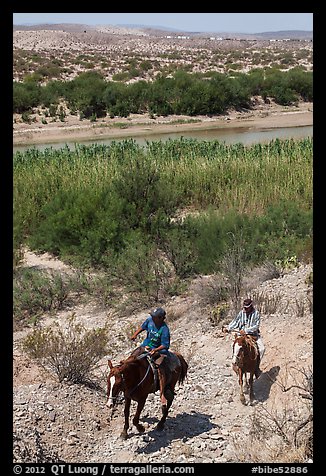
[227,309,261,335]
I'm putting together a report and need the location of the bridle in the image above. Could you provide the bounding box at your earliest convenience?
[109,359,152,402]
[233,334,258,363]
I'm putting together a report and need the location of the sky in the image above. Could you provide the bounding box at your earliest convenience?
[12,12,313,34]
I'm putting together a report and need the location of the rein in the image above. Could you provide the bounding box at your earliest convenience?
[128,361,151,396]
[122,359,152,398]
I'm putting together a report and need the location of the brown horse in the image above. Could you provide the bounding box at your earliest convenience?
[106,350,188,439]
[232,334,259,405]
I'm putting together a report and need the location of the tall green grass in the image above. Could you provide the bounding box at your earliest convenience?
[14,137,312,215]
[13,137,312,271]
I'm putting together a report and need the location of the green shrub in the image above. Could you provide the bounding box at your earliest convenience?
[209,302,230,326]
[13,268,84,329]
[111,231,172,304]
[159,224,198,278]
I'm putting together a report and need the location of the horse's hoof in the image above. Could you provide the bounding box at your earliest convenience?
[240,397,246,405]
[136,424,145,433]
[156,422,165,431]
[120,432,128,440]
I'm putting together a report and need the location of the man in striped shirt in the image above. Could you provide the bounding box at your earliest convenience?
[223,298,265,377]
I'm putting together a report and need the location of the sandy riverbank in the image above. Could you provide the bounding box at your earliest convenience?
[13,102,313,146]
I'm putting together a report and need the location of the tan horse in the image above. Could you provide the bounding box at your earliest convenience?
[232,334,259,405]
[106,351,188,439]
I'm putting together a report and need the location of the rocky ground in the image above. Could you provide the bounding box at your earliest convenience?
[13,252,313,464]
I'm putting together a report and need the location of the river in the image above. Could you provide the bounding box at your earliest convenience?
[13,124,313,153]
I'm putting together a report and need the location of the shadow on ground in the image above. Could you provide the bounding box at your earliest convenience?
[254,365,281,402]
[134,411,217,454]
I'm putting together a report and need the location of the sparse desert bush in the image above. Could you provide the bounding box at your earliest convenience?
[14,138,312,276]
[275,255,299,276]
[209,302,230,326]
[250,290,283,315]
[192,274,229,307]
[21,314,109,385]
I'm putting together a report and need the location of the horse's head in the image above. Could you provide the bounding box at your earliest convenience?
[232,334,258,365]
[106,360,125,408]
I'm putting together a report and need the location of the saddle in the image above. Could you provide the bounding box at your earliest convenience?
[136,352,161,391]
[136,351,179,393]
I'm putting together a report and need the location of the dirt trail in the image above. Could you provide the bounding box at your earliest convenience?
[13,251,313,463]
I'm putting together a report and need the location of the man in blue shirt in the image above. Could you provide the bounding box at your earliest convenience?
[130,307,171,404]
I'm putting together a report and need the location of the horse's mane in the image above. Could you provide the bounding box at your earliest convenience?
[242,335,259,358]
[119,355,146,370]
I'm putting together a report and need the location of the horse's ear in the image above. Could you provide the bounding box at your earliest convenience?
[108,359,113,369]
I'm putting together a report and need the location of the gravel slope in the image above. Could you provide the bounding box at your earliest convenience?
[13,252,313,463]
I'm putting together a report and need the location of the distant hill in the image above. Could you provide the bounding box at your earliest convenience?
[13,23,313,40]
[254,30,313,40]
[118,23,183,32]
[13,23,96,32]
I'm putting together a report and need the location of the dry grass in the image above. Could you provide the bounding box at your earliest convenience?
[229,366,313,463]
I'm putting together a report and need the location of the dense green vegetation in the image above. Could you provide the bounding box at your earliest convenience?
[13,68,313,118]
[14,137,313,284]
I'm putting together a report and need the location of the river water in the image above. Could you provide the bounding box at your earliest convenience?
[13,124,313,153]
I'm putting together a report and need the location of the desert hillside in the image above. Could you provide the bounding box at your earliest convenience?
[13,24,313,83]
[13,250,313,464]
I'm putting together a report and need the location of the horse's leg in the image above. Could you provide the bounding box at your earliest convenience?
[156,403,169,431]
[120,397,131,440]
[156,374,177,431]
[249,372,255,405]
[244,373,249,393]
[239,369,246,405]
[132,397,146,433]
[157,365,168,406]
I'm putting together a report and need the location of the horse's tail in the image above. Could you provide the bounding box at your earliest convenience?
[175,352,188,385]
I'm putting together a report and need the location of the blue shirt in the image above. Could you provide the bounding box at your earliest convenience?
[141,316,170,352]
